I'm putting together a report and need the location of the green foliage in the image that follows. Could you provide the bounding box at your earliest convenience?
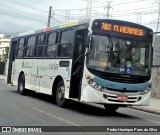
[2,46,9,62]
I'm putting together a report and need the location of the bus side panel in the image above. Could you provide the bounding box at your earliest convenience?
[30,59,42,92]
[39,59,56,95]
[54,59,72,99]
[13,59,33,90]
[12,59,21,86]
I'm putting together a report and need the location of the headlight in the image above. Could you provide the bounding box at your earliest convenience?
[86,76,105,92]
[139,87,151,95]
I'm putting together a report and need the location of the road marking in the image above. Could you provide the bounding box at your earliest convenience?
[33,107,80,126]
[145,119,160,124]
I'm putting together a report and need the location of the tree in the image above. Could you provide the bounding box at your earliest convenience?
[2,46,9,62]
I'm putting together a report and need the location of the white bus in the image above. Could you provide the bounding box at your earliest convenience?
[6,19,153,111]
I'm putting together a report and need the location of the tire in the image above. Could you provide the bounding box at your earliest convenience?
[104,104,119,112]
[17,74,27,95]
[56,80,67,107]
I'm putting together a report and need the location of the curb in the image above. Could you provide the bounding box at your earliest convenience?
[128,106,160,115]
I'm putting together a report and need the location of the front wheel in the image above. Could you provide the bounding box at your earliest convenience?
[104,104,119,112]
[18,74,27,95]
[56,80,68,107]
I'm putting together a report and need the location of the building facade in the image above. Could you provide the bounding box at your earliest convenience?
[0,34,10,61]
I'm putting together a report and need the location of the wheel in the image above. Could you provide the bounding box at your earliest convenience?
[18,74,27,95]
[104,104,119,112]
[56,80,68,107]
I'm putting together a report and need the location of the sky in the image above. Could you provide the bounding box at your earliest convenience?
[0,0,159,35]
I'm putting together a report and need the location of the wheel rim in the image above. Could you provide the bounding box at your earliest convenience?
[57,86,65,103]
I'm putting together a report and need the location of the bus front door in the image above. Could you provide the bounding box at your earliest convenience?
[69,29,87,99]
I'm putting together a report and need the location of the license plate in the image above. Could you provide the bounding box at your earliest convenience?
[117,95,128,101]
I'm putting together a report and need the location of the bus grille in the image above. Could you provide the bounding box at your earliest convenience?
[103,93,141,103]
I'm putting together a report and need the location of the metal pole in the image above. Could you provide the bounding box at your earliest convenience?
[47,6,52,27]
[156,0,160,32]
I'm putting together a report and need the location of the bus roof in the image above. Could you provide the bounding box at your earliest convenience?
[12,19,90,38]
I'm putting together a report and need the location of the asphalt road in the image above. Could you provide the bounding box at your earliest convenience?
[0,80,160,135]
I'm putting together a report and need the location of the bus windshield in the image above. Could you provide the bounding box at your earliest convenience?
[86,35,150,76]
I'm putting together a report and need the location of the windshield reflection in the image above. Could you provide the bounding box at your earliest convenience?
[86,35,150,76]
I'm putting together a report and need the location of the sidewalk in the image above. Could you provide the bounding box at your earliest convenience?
[130,98,160,115]
[0,75,5,80]
[0,74,160,115]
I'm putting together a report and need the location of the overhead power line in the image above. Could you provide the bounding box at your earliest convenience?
[0,21,36,29]
[0,10,47,23]
[0,3,48,19]
[112,0,146,6]
[5,0,48,13]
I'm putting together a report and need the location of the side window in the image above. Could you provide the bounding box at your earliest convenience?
[58,29,73,57]
[25,36,36,58]
[45,32,57,57]
[16,38,25,58]
[34,34,46,57]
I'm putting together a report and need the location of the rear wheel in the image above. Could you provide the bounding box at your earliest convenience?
[104,104,119,112]
[56,80,68,107]
[18,74,27,95]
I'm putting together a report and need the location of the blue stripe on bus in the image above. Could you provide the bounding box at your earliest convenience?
[93,76,149,91]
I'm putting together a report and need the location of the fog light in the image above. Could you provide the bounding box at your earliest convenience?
[100,86,105,92]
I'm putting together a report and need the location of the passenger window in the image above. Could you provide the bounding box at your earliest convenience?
[47,33,57,45]
[16,38,25,58]
[25,36,36,57]
[45,32,57,58]
[60,29,73,44]
[27,36,36,47]
[34,34,46,57]
[58,43,72,57]
[58,29,73,58]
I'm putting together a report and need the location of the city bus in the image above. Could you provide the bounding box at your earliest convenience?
[6,19,153,112]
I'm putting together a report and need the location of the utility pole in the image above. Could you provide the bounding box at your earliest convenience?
[83,0,95,19]
[86,1,89,18]
[89,0,93,18]
[106,1,112,18]
[65,10,70,23]
[156,0,160,32]
[47,6,52,27]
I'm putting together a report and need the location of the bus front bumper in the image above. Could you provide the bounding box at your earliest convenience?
[81,85,151,106]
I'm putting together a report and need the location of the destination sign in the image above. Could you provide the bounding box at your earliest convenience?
[92,20,149,37]
[101,23,144,36]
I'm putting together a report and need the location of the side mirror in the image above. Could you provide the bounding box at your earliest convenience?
[85,35,91,48]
